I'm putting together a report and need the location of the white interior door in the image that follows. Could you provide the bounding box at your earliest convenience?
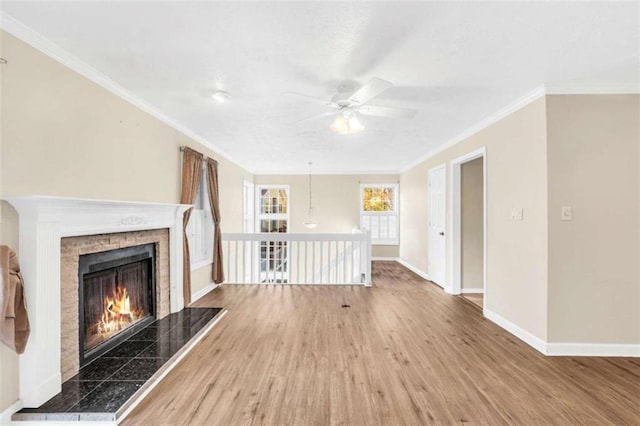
[428,165,446,287]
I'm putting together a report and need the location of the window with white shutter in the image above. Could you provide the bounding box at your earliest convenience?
[186,165,214,269]
[360,184,399,245]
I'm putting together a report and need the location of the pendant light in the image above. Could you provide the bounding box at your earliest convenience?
[303,162,319,229]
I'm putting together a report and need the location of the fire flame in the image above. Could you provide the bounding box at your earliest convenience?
[97,286,144,336]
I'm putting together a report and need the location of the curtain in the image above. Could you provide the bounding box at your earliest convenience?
[180,147,204,305]
[206,158,225,284]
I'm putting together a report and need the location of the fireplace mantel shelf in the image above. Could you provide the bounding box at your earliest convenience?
[2,195,192,408]
[4,195,192,237]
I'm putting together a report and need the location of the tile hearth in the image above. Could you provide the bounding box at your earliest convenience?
[14,307,223,422]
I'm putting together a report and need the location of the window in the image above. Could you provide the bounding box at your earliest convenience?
[256,185,289,283]
[360,184,399,245]
[186,165,214,269]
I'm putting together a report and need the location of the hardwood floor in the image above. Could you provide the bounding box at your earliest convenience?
[123,261,640,425]
[462,293,484,309]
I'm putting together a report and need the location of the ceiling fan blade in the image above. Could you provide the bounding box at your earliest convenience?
[282,92,339,108]
[347,77,393,105]
[290,110,337,125]
[358,105,418,119]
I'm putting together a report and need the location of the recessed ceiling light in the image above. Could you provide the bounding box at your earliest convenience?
[211,90,230,103]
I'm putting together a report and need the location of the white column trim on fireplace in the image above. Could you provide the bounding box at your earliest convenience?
[2,195,191,408]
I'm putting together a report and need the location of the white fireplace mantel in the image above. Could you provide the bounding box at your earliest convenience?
[3,196,191,408]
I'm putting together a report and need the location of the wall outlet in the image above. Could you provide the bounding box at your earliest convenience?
[561,206,573,221]
[510,207,524,221]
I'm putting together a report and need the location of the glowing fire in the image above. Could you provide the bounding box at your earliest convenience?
[97,286,144,337]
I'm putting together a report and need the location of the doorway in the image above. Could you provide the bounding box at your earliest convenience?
[427,164,446,288]
[450,148,486,309]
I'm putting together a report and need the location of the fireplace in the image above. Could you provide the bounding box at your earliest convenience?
[78,243,156,366]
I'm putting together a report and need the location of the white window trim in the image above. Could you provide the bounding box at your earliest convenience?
[360,183,400,246]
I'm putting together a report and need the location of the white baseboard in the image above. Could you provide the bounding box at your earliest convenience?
[484,308,547,354]
[371,257,399,261]
[1,400,22,424]
[483,309,639,357]
[191,282,219,303]
[546,343,640,357]
[461,288,484,294]
[395,258,431,282]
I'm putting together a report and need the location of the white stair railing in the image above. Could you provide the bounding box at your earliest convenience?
[221,231,372,286]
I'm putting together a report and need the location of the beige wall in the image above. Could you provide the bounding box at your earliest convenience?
[254,174,400,258]
[461,157,484,291]
[0,31,18,411]
[0,31,251,410]
[400,97,549,341]
[546,95,639,344]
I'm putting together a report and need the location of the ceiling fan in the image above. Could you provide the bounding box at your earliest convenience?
[285,77,418,135]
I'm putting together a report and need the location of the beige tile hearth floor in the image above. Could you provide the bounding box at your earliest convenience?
[122,261,640,425]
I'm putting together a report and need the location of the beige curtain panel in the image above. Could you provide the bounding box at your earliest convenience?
[206,158,225,284]
[0,245,31,354]
[180,147,204,305]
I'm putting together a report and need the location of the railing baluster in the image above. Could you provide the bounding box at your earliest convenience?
[330,241,335,284]
[326,240,330,284]
[319,241,323,284]
[273,241,277,284]
[304,241,308,284]
[312,241,316,284]
[296,240,300,284]
[226,240,231,282]
[242,240,246,284]
[342,241,346,283]
[235,240,239,283]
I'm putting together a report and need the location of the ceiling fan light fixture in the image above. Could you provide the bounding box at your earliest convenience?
[330,113,364,135]
[347,114,365,134]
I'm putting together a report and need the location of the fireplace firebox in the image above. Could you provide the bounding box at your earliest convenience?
[78,243,156,366]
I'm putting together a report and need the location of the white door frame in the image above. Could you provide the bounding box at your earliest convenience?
[449,147,487,305]
[242,180,255,282]
[243,180,255,233]
[427,163,447,290]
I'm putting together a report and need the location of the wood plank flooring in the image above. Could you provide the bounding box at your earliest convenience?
[462,293,484,309]
[123,261,640,425]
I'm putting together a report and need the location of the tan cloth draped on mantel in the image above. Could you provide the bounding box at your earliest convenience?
[0,245,31,354]
[206,158,225,284]
[180,147,204,305]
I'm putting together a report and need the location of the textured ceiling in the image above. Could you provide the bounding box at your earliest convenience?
[2,1,638,174]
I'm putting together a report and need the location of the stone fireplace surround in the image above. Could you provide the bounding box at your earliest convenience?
[61,229,170,382]
[3,196,191,408]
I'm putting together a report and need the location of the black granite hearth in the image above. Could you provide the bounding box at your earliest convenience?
[14,307,223,422]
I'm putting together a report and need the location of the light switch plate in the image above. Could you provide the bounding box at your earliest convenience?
[561,206,573,221]
[510,207,524,221]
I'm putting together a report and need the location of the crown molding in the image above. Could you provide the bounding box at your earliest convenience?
[251,168,400,176]
[0,12,254,174]
[544,83,640,95]
[398,85,546,174]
